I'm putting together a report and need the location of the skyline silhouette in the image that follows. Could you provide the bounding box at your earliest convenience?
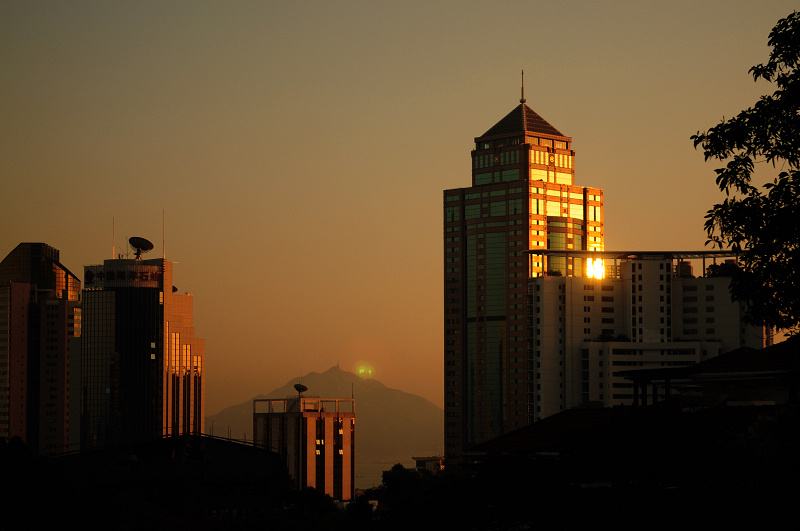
[2,1,795,415]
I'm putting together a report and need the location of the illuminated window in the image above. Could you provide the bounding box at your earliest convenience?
[569,203,584,219]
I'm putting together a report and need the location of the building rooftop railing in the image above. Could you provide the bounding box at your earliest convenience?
[526,249,740,279]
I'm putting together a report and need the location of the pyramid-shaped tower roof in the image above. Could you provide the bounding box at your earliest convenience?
[479,103,566,139]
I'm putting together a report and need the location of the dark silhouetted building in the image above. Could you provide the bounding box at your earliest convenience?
[443,93,604,458]
[81,250,204,449]
[620,333,798,407]
[253,397,355,500]
[0,243,81,454]
[4,435,290,529]
[412,455,444,475]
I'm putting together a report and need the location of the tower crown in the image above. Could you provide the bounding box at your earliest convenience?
[479,103,566,140]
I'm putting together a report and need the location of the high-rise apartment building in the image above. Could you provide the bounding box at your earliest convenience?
[529,250,764,420]
[253,397,355,501]
[0,243,81,454]
[443,94,604,457]
[81,248,204,448]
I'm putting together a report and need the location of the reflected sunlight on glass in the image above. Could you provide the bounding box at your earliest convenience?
[586,258,605,279]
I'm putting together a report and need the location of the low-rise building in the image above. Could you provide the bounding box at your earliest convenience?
[253,396,355,501]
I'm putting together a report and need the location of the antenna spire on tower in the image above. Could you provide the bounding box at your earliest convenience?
[520,69,526,104]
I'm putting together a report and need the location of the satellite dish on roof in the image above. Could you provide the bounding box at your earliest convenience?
[294,383,308,398]
[129,237,154,260]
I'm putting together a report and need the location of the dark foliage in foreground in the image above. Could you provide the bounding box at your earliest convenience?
[692,11,800,333]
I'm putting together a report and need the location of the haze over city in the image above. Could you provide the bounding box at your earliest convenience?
[2,1,795,416]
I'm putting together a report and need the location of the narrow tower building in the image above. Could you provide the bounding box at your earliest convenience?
[0,243,81,454]
[253,395,355,501]
[443,86,604,457]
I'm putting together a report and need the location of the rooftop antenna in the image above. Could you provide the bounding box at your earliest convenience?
[129,236,154,260]
[162,210,166,259]
[520,69,526,104]
[294,383,308,399]
[112,218,115,259]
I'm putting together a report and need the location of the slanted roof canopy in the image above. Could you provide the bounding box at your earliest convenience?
[478,103,566,139]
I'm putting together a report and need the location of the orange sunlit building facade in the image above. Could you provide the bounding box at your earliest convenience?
[443,96,604,457]
[253,397,355,501]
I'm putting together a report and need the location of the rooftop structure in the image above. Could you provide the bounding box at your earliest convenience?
[253,396,355,501]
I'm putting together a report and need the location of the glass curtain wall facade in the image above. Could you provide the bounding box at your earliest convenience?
[443,102,604,457]
[82,257,204,449]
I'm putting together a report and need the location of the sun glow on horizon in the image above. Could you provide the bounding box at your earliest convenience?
[354,363,375,379]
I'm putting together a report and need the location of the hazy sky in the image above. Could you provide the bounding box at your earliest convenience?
[2,1,795,415]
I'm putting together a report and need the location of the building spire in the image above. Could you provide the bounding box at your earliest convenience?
[520,69,528,131]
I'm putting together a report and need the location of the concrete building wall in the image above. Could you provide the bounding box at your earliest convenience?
[530,256,764,421]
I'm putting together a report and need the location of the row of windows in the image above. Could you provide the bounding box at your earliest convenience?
[683,307,717,313]
[448,197,602,220]
[530,149,572,169]
[582,295,616,302]
[682,284,716,291]
[683,296,715,302]
[684,317,716,324]
[474,169,523,185]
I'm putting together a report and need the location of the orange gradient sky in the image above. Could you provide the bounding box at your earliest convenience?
[2,1,795,415]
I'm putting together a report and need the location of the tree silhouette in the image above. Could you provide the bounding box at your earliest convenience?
[692,11,800,333]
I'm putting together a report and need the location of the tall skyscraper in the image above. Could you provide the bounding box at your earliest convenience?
[81,241,204,449]
[443,92,604,457]
[253,396,356,501]
[0,243,81,454]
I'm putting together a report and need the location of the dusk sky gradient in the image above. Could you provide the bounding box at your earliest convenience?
[2,1,795,415]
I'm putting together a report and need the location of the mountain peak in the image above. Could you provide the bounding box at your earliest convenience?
[285,366,388,400]
[206,366,443,488]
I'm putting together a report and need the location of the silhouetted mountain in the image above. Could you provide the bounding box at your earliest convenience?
[206,366,443,488]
